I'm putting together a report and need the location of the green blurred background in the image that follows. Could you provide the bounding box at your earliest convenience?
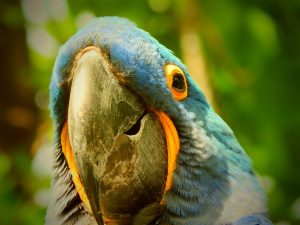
[0,0,299,224]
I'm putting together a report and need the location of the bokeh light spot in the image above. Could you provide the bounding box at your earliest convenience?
[26,26,59,57]
[22,0,49,24]
[75,11,96,29]
[148,0,170,13]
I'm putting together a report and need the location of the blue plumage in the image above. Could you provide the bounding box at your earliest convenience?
[49,17,272,225]
[233,214,273,225]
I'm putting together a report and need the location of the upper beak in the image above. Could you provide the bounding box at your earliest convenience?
[65,48,167,224]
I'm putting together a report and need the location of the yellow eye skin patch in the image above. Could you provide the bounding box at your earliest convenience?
[165,64,188,101]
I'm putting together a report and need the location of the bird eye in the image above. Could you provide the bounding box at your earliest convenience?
[165,64,188,100]
[172,73,186,92]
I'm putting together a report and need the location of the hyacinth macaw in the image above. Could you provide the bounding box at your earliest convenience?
[46,17,273,225]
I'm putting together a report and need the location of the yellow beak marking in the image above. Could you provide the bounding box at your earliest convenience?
[154,111,180,192]
[61,121,92,213]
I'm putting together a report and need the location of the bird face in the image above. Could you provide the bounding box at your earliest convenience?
[50,18,200,223]
[48,17,269,225]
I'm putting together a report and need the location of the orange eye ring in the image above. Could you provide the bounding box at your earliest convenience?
[165,64,188,100]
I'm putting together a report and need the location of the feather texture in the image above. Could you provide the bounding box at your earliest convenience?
[48,17,272,225]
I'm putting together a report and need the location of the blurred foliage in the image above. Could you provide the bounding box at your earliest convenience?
[0,0,299,224]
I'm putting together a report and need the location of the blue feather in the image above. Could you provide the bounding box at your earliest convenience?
[49,17,272,225]
[233,214,273,225]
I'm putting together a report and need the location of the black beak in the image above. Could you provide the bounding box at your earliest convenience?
[67,48,167,224]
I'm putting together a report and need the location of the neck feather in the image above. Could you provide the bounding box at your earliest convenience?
[161,107,267,225]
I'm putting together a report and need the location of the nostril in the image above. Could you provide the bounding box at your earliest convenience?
[124,111,146,135]
[125,120,141,135]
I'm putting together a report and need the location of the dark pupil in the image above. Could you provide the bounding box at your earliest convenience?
[172,73,185,92]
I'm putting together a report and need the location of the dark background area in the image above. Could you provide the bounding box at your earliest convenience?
[0,0,299,224]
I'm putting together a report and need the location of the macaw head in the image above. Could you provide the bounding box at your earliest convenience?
[47,17,270,225]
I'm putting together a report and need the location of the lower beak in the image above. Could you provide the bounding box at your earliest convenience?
[64,48,167,224]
